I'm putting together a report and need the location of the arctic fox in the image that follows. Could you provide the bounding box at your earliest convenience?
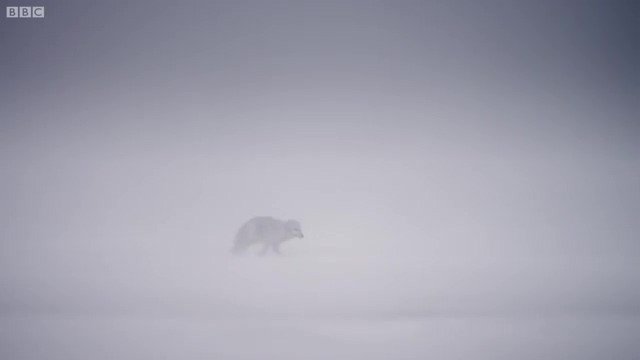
[231,216,304,255]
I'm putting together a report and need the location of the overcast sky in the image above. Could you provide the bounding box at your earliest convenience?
[1,0,638,272]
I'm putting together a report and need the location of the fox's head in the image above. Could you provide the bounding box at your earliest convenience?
[285,220,304,238]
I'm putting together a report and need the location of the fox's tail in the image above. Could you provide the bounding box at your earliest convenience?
[230,244,243,255]
[230,223,251,255]
[230,239,249,255]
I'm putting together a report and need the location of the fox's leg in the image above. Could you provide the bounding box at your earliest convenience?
[259,243,270,256]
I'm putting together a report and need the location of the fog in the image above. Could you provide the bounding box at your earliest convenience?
[1,0,639,358]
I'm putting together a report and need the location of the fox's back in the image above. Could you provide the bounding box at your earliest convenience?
[235,216,284,245]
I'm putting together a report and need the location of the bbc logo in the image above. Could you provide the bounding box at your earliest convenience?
[6,6,45,18]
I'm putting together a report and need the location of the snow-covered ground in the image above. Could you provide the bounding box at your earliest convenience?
[2,313,638,360]
[1,254,638,359]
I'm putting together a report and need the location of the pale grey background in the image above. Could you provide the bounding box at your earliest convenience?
[1,0,639,359]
